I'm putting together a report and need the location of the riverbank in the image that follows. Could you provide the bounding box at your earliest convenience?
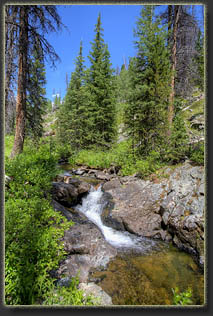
[51,161,205,305]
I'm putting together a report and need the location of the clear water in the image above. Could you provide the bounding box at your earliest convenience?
[75,184,204,306]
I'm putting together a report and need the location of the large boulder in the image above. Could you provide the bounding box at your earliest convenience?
[52,177,91,207]
[102,180,168,239]
[51,182,79,206]
[55,221,117,283]
[102,162,205,269]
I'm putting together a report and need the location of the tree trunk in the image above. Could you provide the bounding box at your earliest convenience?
[168,5,181,138]
[10,7,28,157]
[5,6,18,134]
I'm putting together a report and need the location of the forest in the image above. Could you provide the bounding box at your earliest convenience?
[5,4,205,306]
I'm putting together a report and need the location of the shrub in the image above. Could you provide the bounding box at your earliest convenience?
[189,142,204,165]
[5,143,93,305]
[172,287,193,305]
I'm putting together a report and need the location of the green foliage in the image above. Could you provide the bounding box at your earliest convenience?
[172,287,193,305]
[87,13,117,146]
[192,30,204,91]
[188,142,204,165]
[116,63,131,105]
[68,140,163,178]
[26,40,47,141]
[124,5,171,157]
[5,135,14,158]
[5,142,93,305]
[163,112,189,163]
[42,277,95,306]
[56,15,117,151]
[56,41,92,149]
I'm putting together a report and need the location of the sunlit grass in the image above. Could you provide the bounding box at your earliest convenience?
[5,135,14,158]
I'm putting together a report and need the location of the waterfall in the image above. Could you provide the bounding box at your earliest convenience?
[76,185,157,252]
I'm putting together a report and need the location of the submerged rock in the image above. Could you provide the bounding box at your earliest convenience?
[78,282,113,305]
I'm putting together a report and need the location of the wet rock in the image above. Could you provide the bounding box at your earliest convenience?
[78,182,91,195]
[52,182,79,206]
[101,162,205,269]
[102,180,164,239]
[101,208,125,231]
[78,282,113,305]
[52,178,91,207]
[56,222,117,283]
[52,199,88,224]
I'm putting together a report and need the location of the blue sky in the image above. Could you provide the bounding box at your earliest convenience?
[44,4,204,101]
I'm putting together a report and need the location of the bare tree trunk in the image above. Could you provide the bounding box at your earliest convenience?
[10,7,28,157]
[5,6,18,134]
[168,5,181,138]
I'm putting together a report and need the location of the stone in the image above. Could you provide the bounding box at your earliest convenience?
[102,178,121,191]
[51,178,91,207]
[79,282,113,305]
[5,175,12,186]
[101,162,205,269]
[56,222,117,283]
[52,182,79,206]
[95,171,111,181]
[78,182,91,195]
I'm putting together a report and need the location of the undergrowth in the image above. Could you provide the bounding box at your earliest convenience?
[5,139,94,305]
[68,140,163,178]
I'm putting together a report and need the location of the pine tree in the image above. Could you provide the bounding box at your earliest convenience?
[26,41,47,141]
[8,5,63,157]
[87,13,117,147]
[57,41,91,149]
[116,63,131,104]
[192,29,204,91]
[124,5,171,157]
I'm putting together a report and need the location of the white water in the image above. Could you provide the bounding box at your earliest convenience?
[76,185,156,252]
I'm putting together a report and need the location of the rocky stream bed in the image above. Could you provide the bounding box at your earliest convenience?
[51,161,205,305]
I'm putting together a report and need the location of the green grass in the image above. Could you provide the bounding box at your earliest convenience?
[5,135,14,158]
[5,140,95,305]
[68,140,163,178]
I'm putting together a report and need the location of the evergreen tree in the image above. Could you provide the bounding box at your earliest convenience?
[57,41,91,149]
[192,29,204,91]
[8,5,64,157]
[116,63,131,104]
[124,5,171,157]
[87,13,117,147]
[26,41,47,140]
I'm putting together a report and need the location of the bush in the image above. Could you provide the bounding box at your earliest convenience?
[5,143,93,305]
[172,287,193,305]
[67,141,163,178]
[189,142,204,165]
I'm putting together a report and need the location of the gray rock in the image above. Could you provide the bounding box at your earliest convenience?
[52,182,79,206]
[52,178,91,207]
[101,162,205,269]
[56,222,117,283]
[78,282,113,305]
[95,171,111,181]
[57,277,72,287]
[5,175,12,186]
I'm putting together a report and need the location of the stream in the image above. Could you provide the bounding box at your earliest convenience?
[76,185,157,252]
[59,167,205,305]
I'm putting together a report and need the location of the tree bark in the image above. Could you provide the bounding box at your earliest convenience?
[10,7,28,157]
[168,5,181,138]
[5,6,18,134]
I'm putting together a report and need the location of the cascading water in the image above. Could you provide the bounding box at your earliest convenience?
[76,185,157,252]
